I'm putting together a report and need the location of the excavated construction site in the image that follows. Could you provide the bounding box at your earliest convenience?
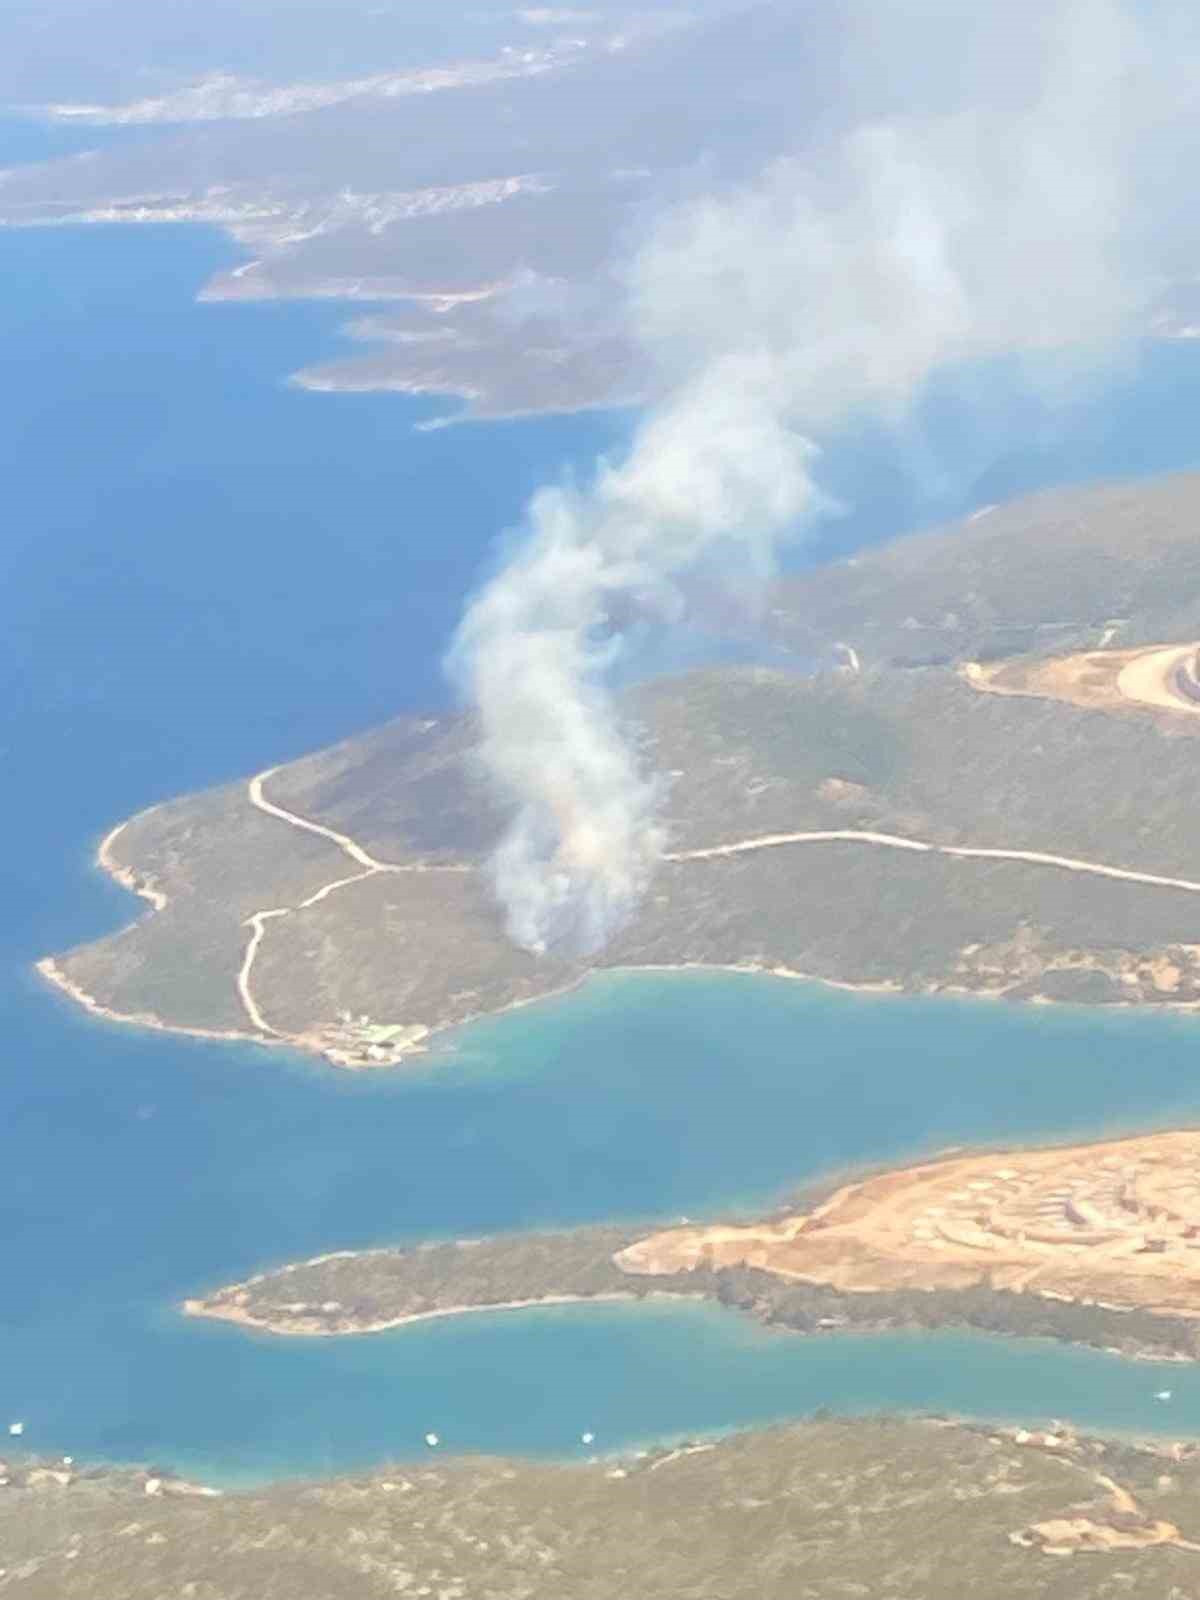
[615,1130,1200,1313]
[963,640,1200,720]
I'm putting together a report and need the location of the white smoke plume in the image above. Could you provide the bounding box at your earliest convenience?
[451,0,1200,956]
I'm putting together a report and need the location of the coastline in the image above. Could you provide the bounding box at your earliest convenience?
[40,775,1200,1075]
[615,960,904,997]
[179,1129,1200,1364]
[35,955,280,1054]
[37,810,374,1066]
[616,960,1200,1020]
[182,1231,1200,1366]
[181,1289,704,1338]
[96,814,169,912]
[38,933,1200,1084]
[34,811,274,1050]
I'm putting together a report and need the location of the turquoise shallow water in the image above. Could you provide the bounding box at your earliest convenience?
[9,121,1200,1482]
[104,1305,1200,1489]
[12,967,1200,1483]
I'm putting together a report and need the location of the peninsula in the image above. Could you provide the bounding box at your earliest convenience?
[38,471,1200,1067]
[186,1128,1200,1367]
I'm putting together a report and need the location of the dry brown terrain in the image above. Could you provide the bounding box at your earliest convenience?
[1011,1470,1200,1556]
[616,1130,1200,1315]
[965,640,1200,719]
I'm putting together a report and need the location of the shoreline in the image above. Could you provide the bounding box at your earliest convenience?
[614,960,904,997]
[96,814,169,912]
[614,958,1200,1018]
[181,1128,1200,1361]
[183,1239,1200,1367]
[36,940,1200,1080]
[35,955,281,1054]
[42,786,1200,1074]
[182,1288,700,1338]
[38,809,375,1066]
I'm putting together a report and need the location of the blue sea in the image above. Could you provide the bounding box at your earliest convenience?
[9,143,1200,1482]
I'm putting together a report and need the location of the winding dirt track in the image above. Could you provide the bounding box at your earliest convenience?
[56,633,1200,1062]
[669,830,1200,895]
[236,909,291,1034]
[235,770,471,1038]
[248,768,400,872]
[213,654,1200,1043]
[234,791,1200,1044]
[665,829,932,860]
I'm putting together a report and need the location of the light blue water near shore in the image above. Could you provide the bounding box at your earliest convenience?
[16,960,1200,1484]
[92,1306,1200,1489]
[15,969,1200,1484]
[10,141,1200,1481]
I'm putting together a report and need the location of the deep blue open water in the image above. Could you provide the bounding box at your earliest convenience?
[8,146,1200,1481]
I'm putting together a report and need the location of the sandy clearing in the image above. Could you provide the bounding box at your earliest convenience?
[614,1128,1200,1315]
[965,639,1200,721]
[1116,644,1200,716]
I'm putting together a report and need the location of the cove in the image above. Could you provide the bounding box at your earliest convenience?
[10,969,1200,1482]
[30,1300,1200,1491]
[130,1306,1200,1489]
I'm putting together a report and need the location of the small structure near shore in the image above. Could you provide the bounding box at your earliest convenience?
[316,1016,430,1068]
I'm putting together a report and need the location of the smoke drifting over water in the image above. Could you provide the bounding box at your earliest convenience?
[451,0,1200,956]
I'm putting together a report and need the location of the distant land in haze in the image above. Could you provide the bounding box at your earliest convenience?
[0,1,799,420]
[5,0,1200,427]
[40,470,1200,1068]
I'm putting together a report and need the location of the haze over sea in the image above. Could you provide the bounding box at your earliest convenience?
[12,130,1200,1480]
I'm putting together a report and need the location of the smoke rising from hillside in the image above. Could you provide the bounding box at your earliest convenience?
[450,0,1200,956]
